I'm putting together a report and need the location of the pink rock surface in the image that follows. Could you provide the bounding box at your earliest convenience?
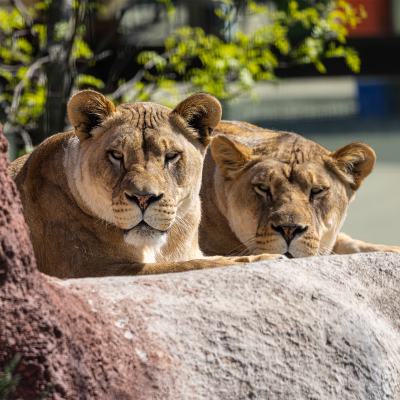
[0,125,156,400]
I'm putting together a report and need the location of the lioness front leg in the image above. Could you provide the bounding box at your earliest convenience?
[333,232,400,255]
[105,254,286,276]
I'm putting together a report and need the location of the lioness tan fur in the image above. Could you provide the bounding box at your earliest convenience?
[9,91,282,278]
[200,121,400,258]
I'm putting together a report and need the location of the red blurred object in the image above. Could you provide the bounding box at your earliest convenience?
[346,0,392,37]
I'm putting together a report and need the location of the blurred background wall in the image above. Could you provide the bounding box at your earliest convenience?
[1,0,399,245]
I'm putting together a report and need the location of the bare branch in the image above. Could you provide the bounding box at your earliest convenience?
[78,0,142,77]
[20,127,34,151]
[95,0,142,54]
[66,1,88,75]
[93,50,113,61]
[10,55,51,116]
[109,52,169,100]
[11,0,40,45]
[12,0,33,28]
[0,64,23,72]
[109,70,144,100]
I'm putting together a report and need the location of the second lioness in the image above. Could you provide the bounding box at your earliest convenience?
[200,121,400,258]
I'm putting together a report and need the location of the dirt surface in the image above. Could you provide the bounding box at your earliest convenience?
[0,125,164,400]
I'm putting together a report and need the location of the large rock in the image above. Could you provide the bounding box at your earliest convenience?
[2,122,400,399]
[56,253,400,400]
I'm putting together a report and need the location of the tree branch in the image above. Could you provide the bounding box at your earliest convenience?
[65,1,86,77]
[12,0,33,28]
[10,55,51,116]
[109,52,169,100]
[78,0,143,77]
[98,0,142,52]
[0,64,23,72]
[109,69,144,100]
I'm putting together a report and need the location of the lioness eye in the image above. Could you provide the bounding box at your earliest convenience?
[254,184,270,196]
[111,151,123,160]
[165,152,179,162]
[310,188,328,201]
[311,188,323,195]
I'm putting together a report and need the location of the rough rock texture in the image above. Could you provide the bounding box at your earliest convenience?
[0,124,150,400]
[58,252,400,400]
[2,124,400,399]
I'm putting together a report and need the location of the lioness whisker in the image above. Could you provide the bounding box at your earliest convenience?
[318,239,338,256]
[225,236,257,257]
[239,244,258,257]
[230,247,257,257]
[225,245,250,257]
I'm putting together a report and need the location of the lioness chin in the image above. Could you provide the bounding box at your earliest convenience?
[199,121,400,258]
[9,91,283,278]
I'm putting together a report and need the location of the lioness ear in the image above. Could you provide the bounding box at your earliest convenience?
[172,93,222,146]
[67,89,116,142]
[211,135,251,178]
[330,142,376,190]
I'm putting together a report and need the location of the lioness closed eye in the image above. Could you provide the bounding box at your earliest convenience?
[9,91,284,278]
[199,121,400,258]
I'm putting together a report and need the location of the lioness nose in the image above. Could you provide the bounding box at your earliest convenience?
[125,192,163,212]
[271,224,308,245]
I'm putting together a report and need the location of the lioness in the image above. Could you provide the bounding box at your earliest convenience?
[200,121,400,258]
[9,91,283,278]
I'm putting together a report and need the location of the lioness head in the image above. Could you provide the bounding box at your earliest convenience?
[66,90,221,251]
[211,132,376,258]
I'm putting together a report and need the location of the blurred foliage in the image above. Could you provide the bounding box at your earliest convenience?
[0,353,54,399]
[0,354,21,400]
[0,0,366,151]
[0,0,100,151]
[127,0,366,105]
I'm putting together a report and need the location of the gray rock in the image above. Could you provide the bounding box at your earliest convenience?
[54,252,400,400]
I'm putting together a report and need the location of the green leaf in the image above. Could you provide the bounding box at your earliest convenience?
[75,74,105,89]
[89,2,106,14]
[314,60,327,74]
[156,0,176,21]
[53,20,70,42]
[0,354,21,399]
[72,39,93,60]
[34,0,52,11]
[0,68,13,81]
[32,24,47,49]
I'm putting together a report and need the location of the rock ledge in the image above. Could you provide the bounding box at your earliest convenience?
[55,252,400,400]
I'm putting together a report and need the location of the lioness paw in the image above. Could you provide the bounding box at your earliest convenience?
[227,254,287,264]
[380,246,400,254]
[248,254,287,262]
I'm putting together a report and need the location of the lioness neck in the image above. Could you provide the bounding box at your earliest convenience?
[199,149,243,256]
